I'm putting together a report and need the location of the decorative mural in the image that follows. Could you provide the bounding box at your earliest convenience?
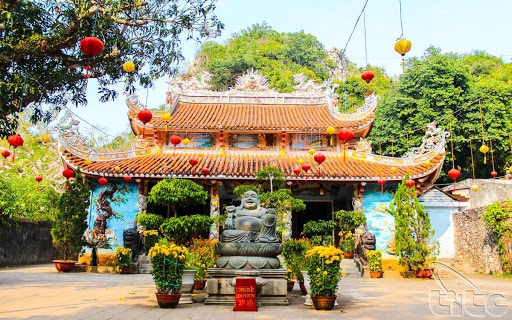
[361,185,395,255]
[87,180,139,250]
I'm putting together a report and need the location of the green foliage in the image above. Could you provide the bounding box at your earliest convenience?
[148,178,208,218]
[160,214,213,246]
[334,209,366,243]
[302,219,335,245]
[370,47,512,182]
[114,247,132,269]
[255,166,285,191]
[366,250,383,272]
[137,213,165,231]
[282,237,313,281]
[148,239,188,294]
[142,230,161,254]
[0,0,223,137]
[387,177,437,270]
[305,245,343,297]
[51,168,90,260]
[482,200,512,273]
[197,23,333,92]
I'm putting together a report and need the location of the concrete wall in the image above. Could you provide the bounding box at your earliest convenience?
[0,221,55,266]
[455,179,512,209]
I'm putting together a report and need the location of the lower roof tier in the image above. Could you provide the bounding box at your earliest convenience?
[59,147,446,184]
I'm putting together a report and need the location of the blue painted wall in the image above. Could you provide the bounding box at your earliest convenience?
[87,180,140,250]
[361,184,395,255]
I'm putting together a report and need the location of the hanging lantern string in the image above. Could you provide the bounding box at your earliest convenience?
[479,99,486,144]
[469,139,476,179]
[490,137,496,172]
[363,11,368,67]
[449,116,455,168]
[93,2,100,35]
[343,0,369,53]
[396,0,405,40]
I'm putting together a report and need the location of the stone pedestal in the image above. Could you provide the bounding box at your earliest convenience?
[205,268,289,305]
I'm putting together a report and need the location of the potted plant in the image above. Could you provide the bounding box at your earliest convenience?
[148,239,188,308]
[341,231,355,258]
[366,249,383,278]
[136,212,164,253]
[51,168,90,272]
[186,238,218,291]
[160,214,213,246]
[305,245,343,310]
[142,229,161,254]
[282,237,312,293]
[114,247,132,273]
[148,178,208,218]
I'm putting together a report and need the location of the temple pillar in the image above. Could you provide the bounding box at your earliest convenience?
[209,183,220,239]
[137,180,148,214]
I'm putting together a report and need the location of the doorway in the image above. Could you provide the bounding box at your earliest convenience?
[291,200,334,238]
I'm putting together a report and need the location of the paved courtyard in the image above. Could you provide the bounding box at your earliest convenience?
[1,264,511,319]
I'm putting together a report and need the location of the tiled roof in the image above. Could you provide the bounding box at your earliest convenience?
[128,102,374,133]
[60,148,446,183]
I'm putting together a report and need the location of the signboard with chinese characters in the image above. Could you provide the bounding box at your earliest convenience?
[233,277,257,312]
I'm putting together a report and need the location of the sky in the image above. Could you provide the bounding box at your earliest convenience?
[71,0,512,138]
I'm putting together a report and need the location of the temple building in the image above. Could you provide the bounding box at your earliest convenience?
[58,71,451,256]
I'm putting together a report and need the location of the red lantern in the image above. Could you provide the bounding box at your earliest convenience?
[361,70,375,96]
[1,149,10,163]
[80,36,104,79]
[201,167,210,183]
[491,171,498,178]
[337,127,354,161]
[447,168,461,190]
[137,109,153,138]
[405,179,415,188]
[301,163,311,183]
[313,152,326,177]
[7,134,24,162]
[35,176,43,183]
[189,158,198,174]
[170,135,181,146]
[98,177,108,186]
[62,168,75,190]
[378,179,386,193]
[123,175,132,183]
[63,168,75,179]
[293,166,301,183]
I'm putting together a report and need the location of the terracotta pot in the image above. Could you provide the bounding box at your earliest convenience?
[287,280,295,292]
[53,260,76,272]
[369,271,382,278]
[343,252,354,259]
[414,268,434,279]
[311,295,337,310]
[193,279,207,291]
[120,267,130,274]
[155,293,181,308]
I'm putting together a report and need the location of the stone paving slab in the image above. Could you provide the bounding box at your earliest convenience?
[1,264,511,319]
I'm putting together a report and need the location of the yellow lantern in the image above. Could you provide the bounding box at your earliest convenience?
[85,159,92,165]
[197,152,204,158]
[123,61,135,72]
[471,185,480,191]
[325,126,336,135]
[479,144,489,164]
[423,160,430,166]
[298,158,305,165]
[162,113,171,121]
[41,134,51,143]
[308,148,316,155]
[218,149,226,156]
[279,149,286,157]
[182,137,191,145]
[394,38,412,73]
[114,166,120,172]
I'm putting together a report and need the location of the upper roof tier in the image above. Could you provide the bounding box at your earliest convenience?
[127,71,377,137]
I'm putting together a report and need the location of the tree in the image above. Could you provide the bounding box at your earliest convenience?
[51,168,90,260]
[148,178,208,218]
[0,0,224,137]
[196,23,334,92]
[370,47,512,182]
[387,177,437,271]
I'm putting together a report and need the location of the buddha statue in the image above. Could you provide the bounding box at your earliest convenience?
[215,190,282,269]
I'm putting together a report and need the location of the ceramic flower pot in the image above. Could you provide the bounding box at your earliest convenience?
[155,293,181,308]
[311,295,337,310]
[53,260,76,272]
[369,270,382,278]
[287,280,295,292]
[414,268,434,279]
[193,279,207,291]
[343,252,354,259]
